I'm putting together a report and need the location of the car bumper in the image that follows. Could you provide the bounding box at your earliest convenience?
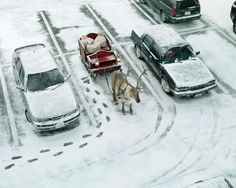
[91,64,121,74]
[31,110,80,131]
[169,13,201,23]
[170,83,217,97]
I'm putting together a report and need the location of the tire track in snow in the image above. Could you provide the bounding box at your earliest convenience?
[148,99,221,187]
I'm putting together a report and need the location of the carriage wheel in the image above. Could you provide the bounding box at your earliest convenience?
[135,45,143,59]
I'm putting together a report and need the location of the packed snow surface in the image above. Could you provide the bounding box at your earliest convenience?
[0,0,236,188]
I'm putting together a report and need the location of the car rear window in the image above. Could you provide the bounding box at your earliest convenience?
[27,68,64,92]
[177,0,197,9]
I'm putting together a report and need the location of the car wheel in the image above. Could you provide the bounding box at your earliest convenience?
[189,94,195,98]
[135,45,142,59]
[25,110,32,123]
[233,22,236,34]
[160,11,168,23]
[161,77,171,94]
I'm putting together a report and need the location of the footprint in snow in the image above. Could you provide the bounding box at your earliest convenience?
[4,164,14,170]
[96,122,102,129]
[79,143,88,148]
[82,134,92,138]
[86,87,90,92]
[81,76,88,80]
[63,142,73,147]
[40,149,50,153]
[12,156,22,160]
[95,90,100,95]
[96,132,103,137]
[98,108,102,114]
[92,98,97,104]
[106,116,111,122]
[53,151,63,157]
[27,158,38,163]
[102,103,108,108]
[83,79,90,84]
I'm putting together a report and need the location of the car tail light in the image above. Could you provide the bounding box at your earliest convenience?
[195,0,200,9]
[95,61,100,66]
[172,3,176,17]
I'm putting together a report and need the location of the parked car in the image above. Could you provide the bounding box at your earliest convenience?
[230,0,236,33]
[79,32,121,78]
[131,25,216,97]
[12,44,80,131]
[187,176,234,188]
[140,0,201,23]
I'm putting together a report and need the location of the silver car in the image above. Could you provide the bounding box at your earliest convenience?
[12,44,80,131]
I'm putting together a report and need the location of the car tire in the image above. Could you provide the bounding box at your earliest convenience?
[161,77,171,94]
[25,110,32,123]
[160,11,168,23]
[135,45,143,59]
[233,21,236,34]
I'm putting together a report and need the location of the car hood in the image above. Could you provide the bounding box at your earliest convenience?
[163,58,215,88]
[25,83,78,120]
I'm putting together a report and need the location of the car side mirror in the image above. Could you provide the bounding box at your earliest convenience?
[196,51,200,55]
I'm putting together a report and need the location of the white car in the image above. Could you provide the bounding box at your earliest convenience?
[12,44,80,131]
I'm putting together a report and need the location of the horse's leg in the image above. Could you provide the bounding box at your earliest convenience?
[112,89,118,104]
[122,101,126,115]
[129,103,133,115]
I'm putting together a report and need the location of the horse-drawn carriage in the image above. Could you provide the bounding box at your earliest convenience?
[79,32,121,77]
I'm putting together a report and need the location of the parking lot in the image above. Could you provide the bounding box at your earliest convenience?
[1,0,236,187]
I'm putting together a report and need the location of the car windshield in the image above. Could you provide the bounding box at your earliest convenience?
[162,45,194,64]
[27,68,64,92]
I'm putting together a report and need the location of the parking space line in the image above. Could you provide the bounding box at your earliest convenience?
[39,11,71,75]
[39,11,97,126]
[53,42,133,58]
[1,63,12,68]
[129,0,158,25]
[54,50,80,58]
[0,63,20,146]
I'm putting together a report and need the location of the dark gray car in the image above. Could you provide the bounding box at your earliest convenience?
[131,26,216,97]
[140,0,201,23]
[230,1,236,33]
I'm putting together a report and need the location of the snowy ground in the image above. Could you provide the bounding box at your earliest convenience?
[0,0,236,187]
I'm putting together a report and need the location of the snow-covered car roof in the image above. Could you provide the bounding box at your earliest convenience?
[144,25,188,54]
[19,47,58,75]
